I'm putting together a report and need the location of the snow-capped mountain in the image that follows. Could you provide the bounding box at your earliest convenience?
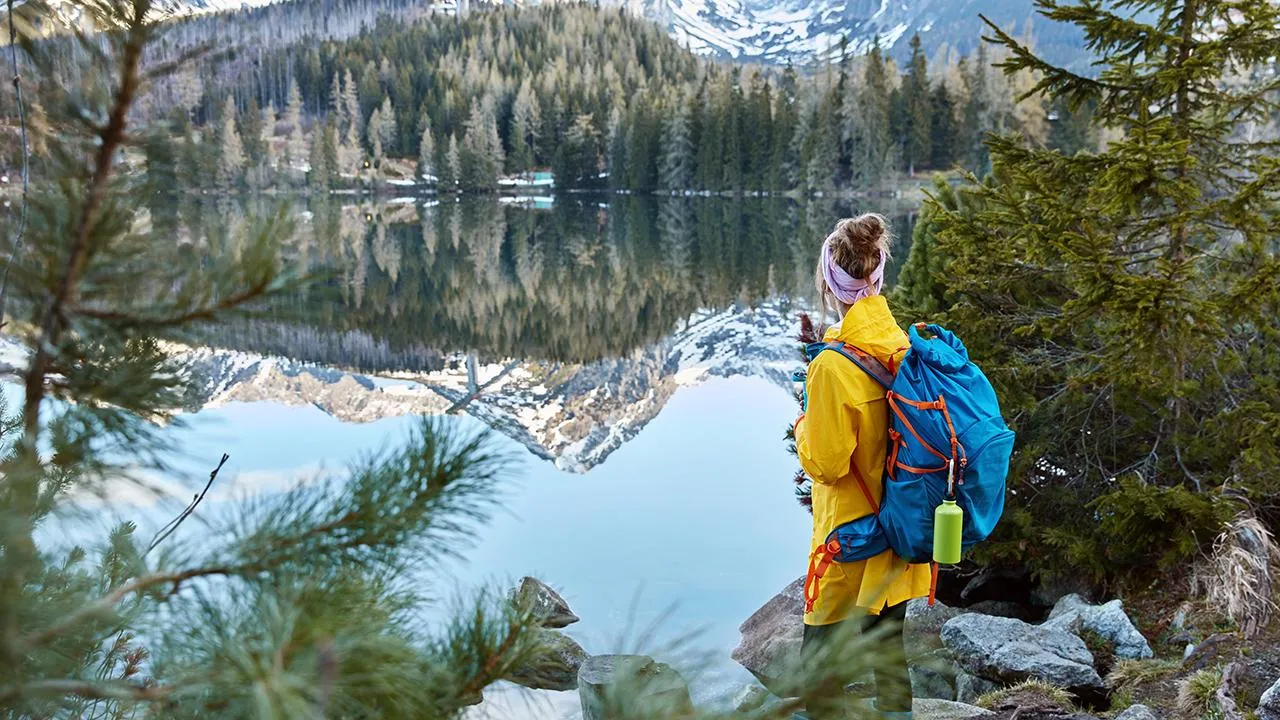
[181,301,802,473]
[624,0,1086,66]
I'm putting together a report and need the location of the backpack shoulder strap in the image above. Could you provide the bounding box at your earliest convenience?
[820,341,895,390]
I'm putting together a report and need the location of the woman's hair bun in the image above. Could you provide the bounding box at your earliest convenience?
[826,213,893,280]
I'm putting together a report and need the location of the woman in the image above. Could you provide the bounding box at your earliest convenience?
[793,214,931,720]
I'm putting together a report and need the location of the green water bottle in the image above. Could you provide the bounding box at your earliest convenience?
[933,500,964,565]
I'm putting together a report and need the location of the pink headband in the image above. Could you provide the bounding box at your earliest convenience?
[821,237,886,306]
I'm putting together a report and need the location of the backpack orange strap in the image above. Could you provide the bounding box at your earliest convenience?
[804,539,842,613]
[928,562,939,607]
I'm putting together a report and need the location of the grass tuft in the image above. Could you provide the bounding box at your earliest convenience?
[1107,658,1182,690]
[1175,667,1223,719]
[976,679,1075,711]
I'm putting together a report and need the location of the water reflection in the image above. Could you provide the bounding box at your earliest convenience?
[174,195,916,371]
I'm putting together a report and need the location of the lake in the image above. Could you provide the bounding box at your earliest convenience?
[95,193,919,717]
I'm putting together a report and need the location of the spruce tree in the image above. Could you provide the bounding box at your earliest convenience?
[929,81,957,169]
[284,78,307,168]
[216,96,245,188]
[854,40,892,188]
[443,134,461,191]
[418,120,436,183]
[901,34,932,175]
[931,0,1280,583]
[659,93,694,192]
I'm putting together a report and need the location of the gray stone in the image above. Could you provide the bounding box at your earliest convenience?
[1113,704,1160,720]
[968,600,1036,621]
[508,629,589,691]
[513,576,579,629]
[914,698,996,720]
[1045,594,1153,660]
[941,614,1104,693]
[1259,677,1280,720]
[732,576,805,694]
[577,655,692,720]
[956,672,1000,705]
[732,684,771,713]
[911,662,957,701]
[908,598,967,636]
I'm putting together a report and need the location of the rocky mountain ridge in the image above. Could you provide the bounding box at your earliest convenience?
[181,300,802,473]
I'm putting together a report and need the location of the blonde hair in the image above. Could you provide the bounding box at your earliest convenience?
[815,213,894,325]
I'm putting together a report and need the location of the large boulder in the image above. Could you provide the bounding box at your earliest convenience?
[1259,677,1280,720]
[907,599,966,656]
[732,576,805,694]
[507,629,589,692]
[1045,594,1153,660]
[941,614,1104,696]
[513,576,580,629]
[577,655,692,720]
[914,698,995,720]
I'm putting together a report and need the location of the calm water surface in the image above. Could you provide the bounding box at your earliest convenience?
[108,194,918,715]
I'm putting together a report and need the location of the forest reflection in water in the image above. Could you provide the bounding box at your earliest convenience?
[169,194,917,371]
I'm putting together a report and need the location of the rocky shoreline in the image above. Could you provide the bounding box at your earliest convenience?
[491,575,1280,720]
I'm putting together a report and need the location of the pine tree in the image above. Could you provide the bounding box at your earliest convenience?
[418,120,436,183]
[961,42,993,173]
[929,81,957,169]
[854,40,892,187]
[901,34,932,174]
[284,80,306,170]
[659,93,694,192]
[368,107,384,163]
[459,101,503,192]
[377,95,397,155]
[0,2,596,714]
[932,1,1280,583]
[443,133,461,190]
[509,78,539,173]
[217,96,245,188]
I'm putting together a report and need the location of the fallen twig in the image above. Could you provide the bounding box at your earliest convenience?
[145,453,229,556]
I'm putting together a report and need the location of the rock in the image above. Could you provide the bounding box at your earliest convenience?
[914,698,995,720]
[956,672,1000,705]
[912,660,957,701]
[1113,704,1159,720]
[577,655,692,720]
[1259,677,1280,720]
[969,600,1038,621]
[908,598,967,633]
[513,577,579,629]
[732,576,805,694]
[1045,594,1153,660]
[941,614,1104,696]
[508,629,589,691]
[732,684,771,713]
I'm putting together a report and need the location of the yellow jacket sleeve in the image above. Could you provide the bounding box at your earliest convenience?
[795,358,856,485]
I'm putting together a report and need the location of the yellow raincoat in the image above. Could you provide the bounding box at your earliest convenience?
[795,295,932,626]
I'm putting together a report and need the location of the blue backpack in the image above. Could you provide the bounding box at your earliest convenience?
[802,323,1014,611]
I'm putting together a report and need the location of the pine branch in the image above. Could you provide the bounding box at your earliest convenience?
[0,678,172,704]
